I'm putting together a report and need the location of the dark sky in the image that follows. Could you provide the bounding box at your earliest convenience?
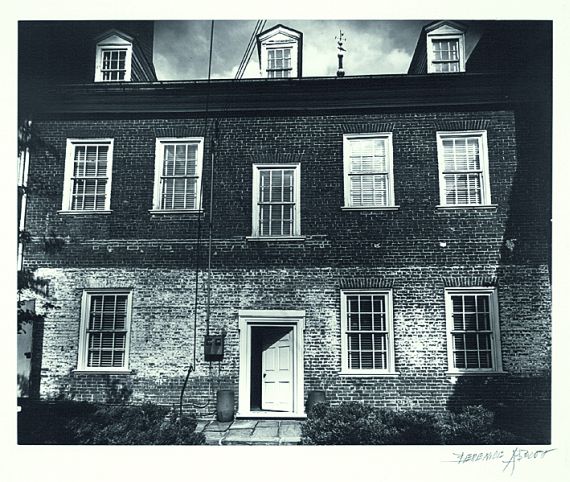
[153,20,431,80]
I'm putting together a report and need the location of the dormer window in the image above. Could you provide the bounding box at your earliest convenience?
[257,24,303,79]
[101,49,128,81]
[425,21,466,74]
[267,48,292,78]
[95,31,133,82]
[431,38,460,72]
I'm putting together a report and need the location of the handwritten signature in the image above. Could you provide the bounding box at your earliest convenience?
[448,447,556,475]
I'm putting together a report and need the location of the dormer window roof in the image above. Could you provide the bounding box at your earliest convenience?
[257,24,303,79]
[425,21,466,74]
[408,20,468,75]
[94,30,134,82]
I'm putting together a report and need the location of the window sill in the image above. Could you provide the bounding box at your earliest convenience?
[73,369,132,375]
[446,370,506,376]
[246,236,306,242]
[436,204,497,210]
[339,371,400,378]
[149,209,203,215]
[341,206,400,211]
[58,210,112,215]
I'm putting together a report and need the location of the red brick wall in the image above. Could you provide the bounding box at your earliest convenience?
[33,264,550,439]
[26,109,548,266]
[24,106,551,440]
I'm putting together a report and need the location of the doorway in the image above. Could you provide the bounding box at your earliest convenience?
[237,310,306,418]
[250,326,293,412]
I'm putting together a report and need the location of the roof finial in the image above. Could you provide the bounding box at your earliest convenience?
[336,30,346,77]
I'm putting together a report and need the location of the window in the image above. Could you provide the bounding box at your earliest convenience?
[343,133,395,209]
[152,138,204,212]
[426,31,465,74]
[101,49,128,80]
[78,290,132,371]
[340,290,396,375]
[257,25,302,79]
[437,131,492,206]
[431,39,460,72]
[95,33,133,82]
[251,164,301,238]
[267,48,292,78]
[445,288,502,373]
[61,139,114,212]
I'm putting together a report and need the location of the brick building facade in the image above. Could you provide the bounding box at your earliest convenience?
[19,21,551,441]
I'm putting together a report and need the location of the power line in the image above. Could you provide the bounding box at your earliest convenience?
[235,20,266,79]
[179,19,216,417]
[180,19,267,417]
[235,20,261,79]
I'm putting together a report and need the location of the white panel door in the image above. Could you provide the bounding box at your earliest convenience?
[261,328,293,412]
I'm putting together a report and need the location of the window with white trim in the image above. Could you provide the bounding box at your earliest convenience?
[152,138,204,212]
[62,139,114,212]
[78,290,132,370]
[343,133,395,208]
[437,131,492,206]
[257,25,301,79]
[426,32,465,74]
[251,164,301,238]
[431,39,460,72]
[95,34,133,82]
[340,290,396,374]
[267,48,292,78]
[101,49,128,80]
[445,288,502,373]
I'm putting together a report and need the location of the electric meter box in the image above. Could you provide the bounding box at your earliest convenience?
[204,335,224,361]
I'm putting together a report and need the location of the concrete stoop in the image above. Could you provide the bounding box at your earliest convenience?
[197,418,303,446]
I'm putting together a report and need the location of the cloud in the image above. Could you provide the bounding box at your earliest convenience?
[382,49,412,73]
[154,21,213,79]
[153,20,428,80]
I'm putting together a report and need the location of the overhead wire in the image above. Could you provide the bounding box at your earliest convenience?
[179,18,267,417]
[234,20,261,79]
[179,19,216,417]
[235,20,266,79]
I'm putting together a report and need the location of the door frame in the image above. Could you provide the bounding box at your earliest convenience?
[237,309,306,418]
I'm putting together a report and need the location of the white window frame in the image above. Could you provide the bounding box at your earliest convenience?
[436,130,493,208]
[258,26,301,79]
[95,38,133,82]
[445,287,503,375]
[427,33,465,74]
[151,137,204,213]
[76,289,133,372]
[342,133,397,210]
[340,289,397,376]
[249,163,302,240]
[266,46,294,78]
[60,139,114,214]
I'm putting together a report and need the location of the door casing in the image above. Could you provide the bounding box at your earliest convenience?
[237,310,306,418]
